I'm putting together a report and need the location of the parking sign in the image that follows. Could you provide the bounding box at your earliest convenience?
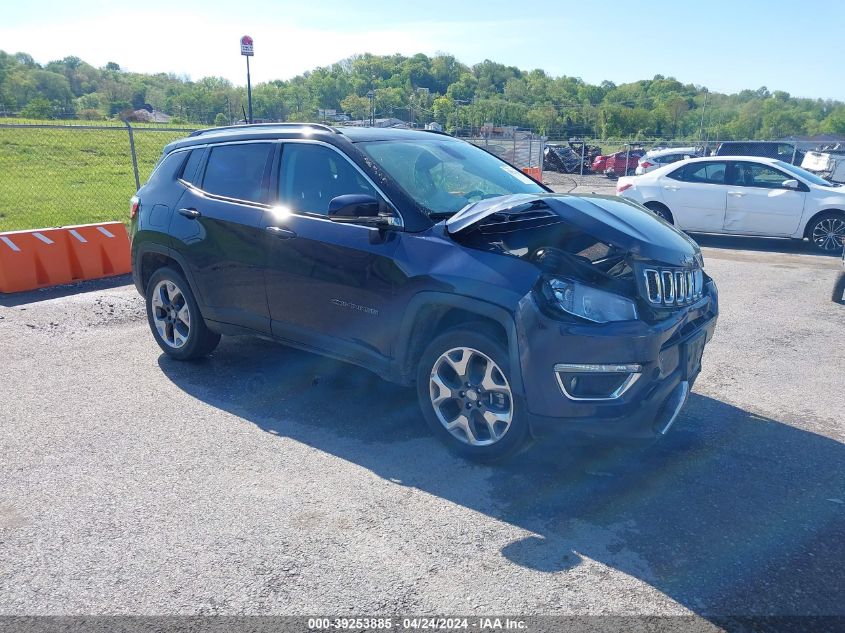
[240,35,254,56]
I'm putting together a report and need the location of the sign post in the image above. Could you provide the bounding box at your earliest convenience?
[240,35,254,124]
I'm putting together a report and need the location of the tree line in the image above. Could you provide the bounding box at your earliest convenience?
[1,50,843,140]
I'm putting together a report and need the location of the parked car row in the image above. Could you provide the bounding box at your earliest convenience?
[616,155,845,253]
[577,141,806,179]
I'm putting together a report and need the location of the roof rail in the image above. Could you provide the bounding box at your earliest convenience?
[189,122,340,137]
[419,128,454,137]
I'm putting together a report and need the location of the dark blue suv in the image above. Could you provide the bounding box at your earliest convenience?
[130,124,718,460]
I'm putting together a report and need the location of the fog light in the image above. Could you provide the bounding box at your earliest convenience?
[554,363,642,401]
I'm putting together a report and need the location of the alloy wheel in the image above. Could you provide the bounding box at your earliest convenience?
[429,347,513,446]
[811,217,845,252]
[151,280,191,348]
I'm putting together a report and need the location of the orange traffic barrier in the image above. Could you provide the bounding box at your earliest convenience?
[0,222,131,293]
[522,167,543,181]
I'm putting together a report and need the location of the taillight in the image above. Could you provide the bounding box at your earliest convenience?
[617,183,633,193]
[130,196,140,219]
[641,161,653,169]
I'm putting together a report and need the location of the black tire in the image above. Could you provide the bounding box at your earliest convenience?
[806,211,845,253]
[833,272,845,304]
[145,267,220,360]
[416,326,531,462]
[644,202,674,224]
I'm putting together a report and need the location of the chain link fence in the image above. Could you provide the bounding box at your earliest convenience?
[464,132,546,175]
[0,123,194,232]
[2,123,840,231]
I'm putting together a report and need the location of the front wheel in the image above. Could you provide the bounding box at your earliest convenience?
[807,212,845,253]
[416,327,531,462]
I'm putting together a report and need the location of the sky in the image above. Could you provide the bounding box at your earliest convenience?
[2,0,844,100]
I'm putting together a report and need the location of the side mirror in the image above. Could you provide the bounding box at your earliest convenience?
[327,194,399,230]
[328,194,381,218]
[782,179,801,190]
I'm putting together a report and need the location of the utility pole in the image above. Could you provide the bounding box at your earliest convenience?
[367,90,375,126]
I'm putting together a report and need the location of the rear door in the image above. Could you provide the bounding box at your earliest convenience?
[657,161,728,232]
[170,141,276,333]
[723,161,806,235]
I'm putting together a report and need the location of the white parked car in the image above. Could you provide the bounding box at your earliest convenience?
[617,156,845,252]
[635,147,699,175]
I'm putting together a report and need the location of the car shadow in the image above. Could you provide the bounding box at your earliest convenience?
[690,233,838,257]
[0,274,132,307]
[158,336,845,619]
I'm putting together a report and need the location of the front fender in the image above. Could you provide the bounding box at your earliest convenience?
[393,291,524,395]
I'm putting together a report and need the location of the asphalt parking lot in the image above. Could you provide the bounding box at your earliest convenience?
[0,235,843,624]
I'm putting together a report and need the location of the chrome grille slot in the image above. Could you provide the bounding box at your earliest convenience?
[643,266,704,307]
[661,271,675,304]
[675,271,685,303]
[644,269,662,303]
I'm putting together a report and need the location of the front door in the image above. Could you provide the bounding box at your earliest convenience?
[170,141,275,333]
[723,161,806,236]
[263,141,406,366]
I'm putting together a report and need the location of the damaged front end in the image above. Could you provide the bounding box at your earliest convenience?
[446,193,709,325]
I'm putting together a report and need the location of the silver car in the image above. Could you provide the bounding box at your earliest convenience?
[635,147,700,175]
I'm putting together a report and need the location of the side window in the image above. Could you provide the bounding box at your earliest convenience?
[279,143,379,215]
[145,150,188,187]
[201,143,273,203]
[777,144,796,160]
[732,162,790,189]
[668,162,726,184]
[180,148,205,185]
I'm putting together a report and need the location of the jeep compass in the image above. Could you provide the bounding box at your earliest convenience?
[130,124,718,460]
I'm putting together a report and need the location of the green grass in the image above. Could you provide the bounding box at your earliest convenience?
[0,120,193,231]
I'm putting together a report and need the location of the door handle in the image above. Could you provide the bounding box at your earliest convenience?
[178,207,201,219]
[727,191,746,197]
[265,226,297,239]
[663,185,680,191]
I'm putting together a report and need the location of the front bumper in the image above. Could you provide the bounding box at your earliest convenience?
[517,281,719,439]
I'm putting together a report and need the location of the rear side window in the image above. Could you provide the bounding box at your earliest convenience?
[668,162,726,184]
[145,150,188,187]
[180,148,205,185]
[201,143,274,203]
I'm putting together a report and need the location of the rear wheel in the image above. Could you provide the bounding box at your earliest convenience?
[416,327,530,462]
[807,211,845,253]
[145,267,220,360]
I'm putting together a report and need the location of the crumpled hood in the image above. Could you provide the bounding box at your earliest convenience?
[446,193,702,267]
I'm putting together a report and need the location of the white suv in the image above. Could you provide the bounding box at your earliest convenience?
[617,156,845,252]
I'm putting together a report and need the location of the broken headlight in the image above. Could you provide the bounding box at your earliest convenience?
[545,278,638,323]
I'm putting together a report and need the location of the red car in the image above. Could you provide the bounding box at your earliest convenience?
[604,150,644,177]
[591,154,609,174]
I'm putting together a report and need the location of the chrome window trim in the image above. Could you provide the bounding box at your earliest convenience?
[554,363,643,402]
